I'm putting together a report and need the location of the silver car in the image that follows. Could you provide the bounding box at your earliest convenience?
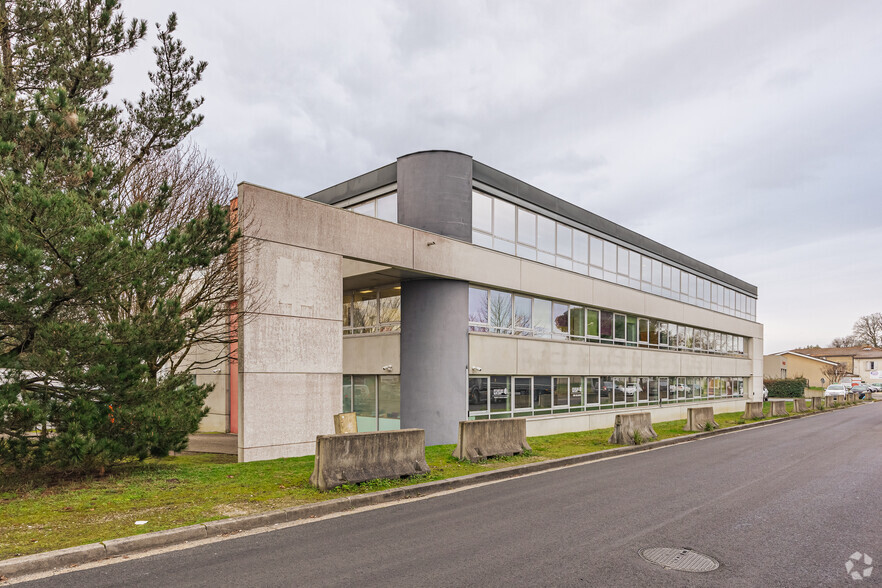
[824,383,848,398]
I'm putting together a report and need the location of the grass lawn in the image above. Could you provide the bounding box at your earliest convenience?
[0,399,814,559]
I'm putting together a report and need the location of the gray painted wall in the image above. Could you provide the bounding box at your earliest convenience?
[400,279,469,446]
[397,151,473,241]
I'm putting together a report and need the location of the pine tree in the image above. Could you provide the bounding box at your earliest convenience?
[0,1,236,471]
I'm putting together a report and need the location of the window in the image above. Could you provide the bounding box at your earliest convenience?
[514,377,532,411]
[468,287,489,330]
[489,376,511,413]
[514,296,533,336]
[489,290,512,334]
[472,192,493,233]
[534,299,552,338]
[552,302,569,339]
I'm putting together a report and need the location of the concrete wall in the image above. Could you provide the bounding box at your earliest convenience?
[400,279,469,446]
[237,197,344,460]
[525,398,748,437]
[343,334,400,375]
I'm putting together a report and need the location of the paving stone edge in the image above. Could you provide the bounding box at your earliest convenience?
[0,400,871,579]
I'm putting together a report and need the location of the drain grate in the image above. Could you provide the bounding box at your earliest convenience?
[639,547,720,573]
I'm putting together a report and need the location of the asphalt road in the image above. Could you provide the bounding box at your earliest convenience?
[20,403,882,587]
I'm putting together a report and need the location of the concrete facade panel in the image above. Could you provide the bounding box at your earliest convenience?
[516,338,591,375]
[591,280,646,317]
[711,356,753,377]
[246,240,342,320]
[343,334,401,374]
[679,353,713,375]
[239,372,340,461]
[517,262,593,307]
[244,314,341,374]
[412,235,522,292]
[640,349,679,376]
[468,334,519,375]
[588,344,642,375]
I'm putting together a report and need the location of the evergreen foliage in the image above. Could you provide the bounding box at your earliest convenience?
[0,0,235,471]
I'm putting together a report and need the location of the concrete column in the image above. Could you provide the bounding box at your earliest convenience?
[400,279,469,446]
[397,151,473,241]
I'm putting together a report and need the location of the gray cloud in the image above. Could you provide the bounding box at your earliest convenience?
[114,0,882,351]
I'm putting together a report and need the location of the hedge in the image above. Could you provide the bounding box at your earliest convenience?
[763,377,808,398]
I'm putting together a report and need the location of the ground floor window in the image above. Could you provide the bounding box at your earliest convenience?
[467,375,744,419]
[342,375,401,431]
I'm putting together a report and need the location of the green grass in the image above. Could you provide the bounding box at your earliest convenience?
[0,401,808,559]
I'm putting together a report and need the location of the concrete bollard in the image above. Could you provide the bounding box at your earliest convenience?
[333,412,357,434]
[453,418,532,461]
[792,398,808,413]
[825,396,835,408]
[608,412,657,445]
[310,429,430,491]
[770,400,788,416]
[743,401,764,419]
[684,406,718,431]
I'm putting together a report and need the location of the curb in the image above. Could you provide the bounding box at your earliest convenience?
[0,400,872,579]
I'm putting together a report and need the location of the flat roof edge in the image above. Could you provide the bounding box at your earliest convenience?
[307,162,398,205]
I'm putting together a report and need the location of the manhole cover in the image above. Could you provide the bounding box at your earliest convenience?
[639,547,719,573]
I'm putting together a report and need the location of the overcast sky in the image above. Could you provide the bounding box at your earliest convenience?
[112,0,882,354]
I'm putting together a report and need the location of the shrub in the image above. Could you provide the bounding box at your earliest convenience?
[763,378,808,398]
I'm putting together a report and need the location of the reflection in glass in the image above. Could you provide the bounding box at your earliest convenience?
[586,309,599,338]
[570,307,586,340]
[600,379,614,405]
[626,315,637,345]
[378,375,401,430]
[376,193,397,222]
[533,376,552,411]
[342,375,352,412]
[614,314,626,341]
[553,302,569,338]
[489,290,512,333]
[534,299,552,338]
[601,311,613,340]
[472,192,493,233]
[514,296,533,335]
[614,377,626,403]
[570,378,583,408]
[514,377,532,410]
[648,378,659,403]
[352,375,377,432]
[351,291,378,331]
[553,377,569,407]
[557,225,572,258]
[490,376,511,412]
[468,377,488,413]
[468,287,488,328]
[351,201,375,216]
[517,209,537,246]
[537,216,556,253]
[494,199,515,241]
[573,230,588,264]
[585,378,599,405]
[378,288,401,330]
[589,236,603,267]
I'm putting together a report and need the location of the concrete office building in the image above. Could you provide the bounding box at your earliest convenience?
[229,151,763,462]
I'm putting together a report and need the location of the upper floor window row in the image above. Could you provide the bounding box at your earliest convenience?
[471,190,756,321]
[468,286,746,356]
[346,192,397,223]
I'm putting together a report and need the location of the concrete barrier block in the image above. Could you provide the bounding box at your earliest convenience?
[825,396,836,408]
[811,398,823,410]
[770,400,788,416]
[607,412,657,445]
[793,398,808,413]
[684,406,718,431]
[452,418,532,461]
[743,401,764,419]
[310,429,430,491]
[334,412,357,434]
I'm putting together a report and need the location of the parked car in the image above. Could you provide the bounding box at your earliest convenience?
[867,383,881,393]
[851,384,869,399]
[824,383,848,398]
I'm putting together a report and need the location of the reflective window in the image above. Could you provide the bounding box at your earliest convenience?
[570,307,586,340]
[469,377,488,413]
[514,296,533,335]
[489,290,513,334]
[494,199,516,242]
[557,224,572,258]
[600,311,614,340]
[352,375,378,432]
[351,290,378,331]
[472,192,493,233]
[553,377,569,408]
[514,377,532,410]
[378,375,401,430]
[468,287,488,327]
[517,209,537,246]
[490,376,511,412]
[552,302,569,338]
[589,236,603,268]
[376,193,397,222]
[573,230,588,264]
[534,376,552,412]
[537,216,556,254]
[586,309,599,339]
[585,377,599,405]
[378,287,401,330]
[533,299,552,338]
